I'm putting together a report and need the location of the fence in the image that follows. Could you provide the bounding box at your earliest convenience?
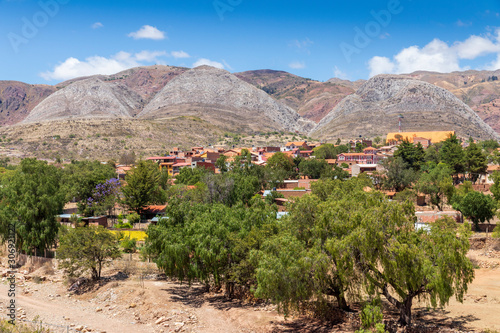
[16,253,54,269]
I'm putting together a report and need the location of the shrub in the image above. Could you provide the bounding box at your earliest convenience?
[116,222,133,229]
[493,224,500,238]
[356,299,387,333]
[127,212,141,224]
[121,236,137,253]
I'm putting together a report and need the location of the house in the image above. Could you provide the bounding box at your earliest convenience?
[116,166,132,180]
[284,141,310,151]
[363,147,379,154]
[259,146,281,153]
[337,153,381,166]
[386,131,454,146]
[298,150,314,158]
[192,161,216,172]
[147,156,177,175]
[413,137,431,149]
[351,164,384,177]
[477,165,500,184]
[83,216,108,228]
[172,162,191,175]
[142,205,167,220]
[349,139,373,149]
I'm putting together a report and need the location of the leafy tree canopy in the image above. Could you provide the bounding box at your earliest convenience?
[0,158,65,255]
[58,226,121,280]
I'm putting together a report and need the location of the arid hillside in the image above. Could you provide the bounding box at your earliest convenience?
[0,81,56,125]
[236,69,356,122]
[409,70,500,132]
[138,66,314,134]
[312,74,500,141]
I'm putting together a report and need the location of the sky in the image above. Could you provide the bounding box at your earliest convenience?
[1,0,500,84]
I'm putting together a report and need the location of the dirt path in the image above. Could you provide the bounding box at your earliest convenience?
[0,273,283,333]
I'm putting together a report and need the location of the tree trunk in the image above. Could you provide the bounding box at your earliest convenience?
[398,297,413,326]
[382,285,413,326]
[336,294,351,311]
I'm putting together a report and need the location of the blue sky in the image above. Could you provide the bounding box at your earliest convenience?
[1,0,500,84]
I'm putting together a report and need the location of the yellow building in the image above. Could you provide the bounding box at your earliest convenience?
[386,131,455,145]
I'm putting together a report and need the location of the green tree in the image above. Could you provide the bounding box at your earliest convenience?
[121,160,168,214]
[350,213,474,326]
[175,166,209,185]
[416,163,455,210]
[373,136,382,145]
[394,139,425,171]
[355,142,367,153]
[58,226,121,280]
[0,159,65,255]
[490,171,500,201]
[61,160,117,215]
[298,158,330,179]
[266,152,295,179]
[313,144,337,159]
[452,191,496,230]
[215,155,228,173]
[439,134,465,178]
[424,145,440,164]
[146,199,278,296]
[480,139,499,153]
[381,157,418,192]
[464,142,487,183]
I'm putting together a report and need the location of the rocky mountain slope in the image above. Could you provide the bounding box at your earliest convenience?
[0,81,56,125]
[235,70,355,122]
[138,66,314,133]
[409,70,500,133]
[56,65,188,104]
[23,78,144,123]
[312,75,500,141]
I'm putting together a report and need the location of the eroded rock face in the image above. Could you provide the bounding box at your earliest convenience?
[312,75,500,140]
[23,78,144,123]
[0,82,56,125]
[137,66,314,134]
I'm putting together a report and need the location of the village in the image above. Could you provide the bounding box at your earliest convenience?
[55,130,499,234]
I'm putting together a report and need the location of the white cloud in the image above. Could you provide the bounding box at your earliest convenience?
[368,56,395,77]
[128,25,166,40]
[192,58,225,69]
[40,51,168,81]
[368,30,500,77]
[91,22,103,29]
[289,61,305,69]
[333,66,349,80]
[171,51,190,58]
[135,50,167,62]
[454,35,500,59]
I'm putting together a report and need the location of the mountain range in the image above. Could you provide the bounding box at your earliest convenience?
[1,65,500,154]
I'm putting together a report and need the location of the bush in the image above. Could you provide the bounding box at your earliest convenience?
[356,299,387,333]
[116,222,133,229]
[127,212,141,224]
[121,236,137,253]
[493,224,500,238]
